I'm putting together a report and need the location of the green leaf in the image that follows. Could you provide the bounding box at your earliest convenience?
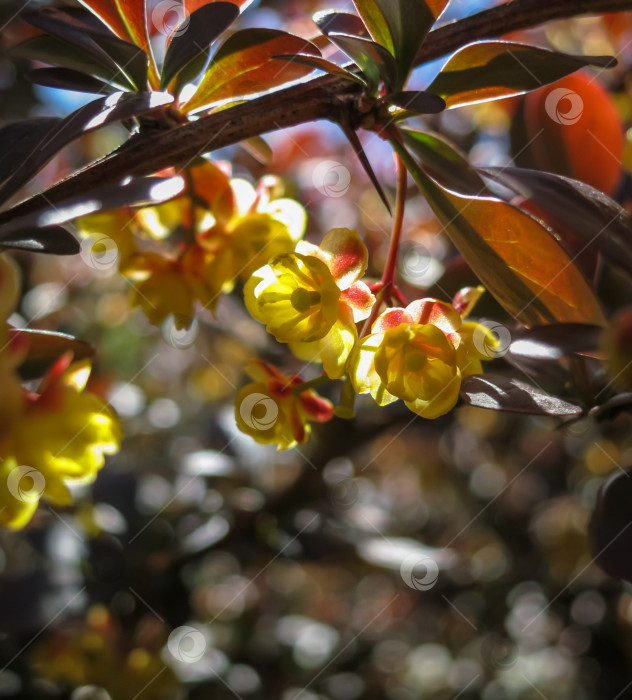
[402,128,488,195]
[240,136,273,164]
[352,0,448,87]
[428,40,616,108]
[12,329,96,381]
[327,33,398,91]
[160,2,239,90]
[393,140,606,327]
[184,28,322,112]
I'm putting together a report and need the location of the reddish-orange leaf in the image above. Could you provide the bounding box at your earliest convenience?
[523,71,624,196]
[114,0,150,55]
[77,0,131,41]
[394,141,606,328]
[184,28,320,112]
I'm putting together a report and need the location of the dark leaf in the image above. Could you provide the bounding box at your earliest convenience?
[21,6,149,90]
[313,10,370,39]
[27,67,116,94]
[387,90,445,114]
[460,374,583,415]
[21,7,124,75]
[508,323,603,361]
[402,128,488,196]
[428,40,615,108]
[160,2,239,90]
[0,226,79,255]
[480,166,632,279]
[393,141,605,327]
[11,329,96,381]
[0,176,186,238]
[185,29,321,111]
[339,124,390,213]
[272,54,367,86]
[0,118,61,187]
[11,36,134,89]
[589,468,632,583]
[0,91,174,207]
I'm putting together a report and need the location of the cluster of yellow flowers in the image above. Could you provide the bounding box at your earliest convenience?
[237,228,498,449]
[78,159,306,330]
[0,254,122,530]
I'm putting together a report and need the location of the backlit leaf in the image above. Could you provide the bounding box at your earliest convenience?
[160,2,239,89]
[272,54,367,86]
[428,41,615,108]
[481,166,632,278]
[353,0,448,86]
[185,28,321,112]
[393,141,606,327]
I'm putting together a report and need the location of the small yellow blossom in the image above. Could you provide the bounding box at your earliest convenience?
[350,290,497,419]
[245,228,375,378]
[0,354,122,530]
[78,160,306,328]
[235,360,334,450]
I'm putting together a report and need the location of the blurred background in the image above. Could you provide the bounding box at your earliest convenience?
[3,0,632,698]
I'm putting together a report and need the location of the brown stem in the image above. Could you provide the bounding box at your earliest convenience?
[1,0,631,224]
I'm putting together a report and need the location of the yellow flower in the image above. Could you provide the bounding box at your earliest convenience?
[77,160,306,327]
[235,360,334,450]
[350,291,495,419]
[245,228,375,378]
[0,355,122,530]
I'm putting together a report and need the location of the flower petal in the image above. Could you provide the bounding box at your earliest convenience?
[349,332,398,406]
[405,298,462,346]
[341,281,375,322]
[320,228,368,289]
